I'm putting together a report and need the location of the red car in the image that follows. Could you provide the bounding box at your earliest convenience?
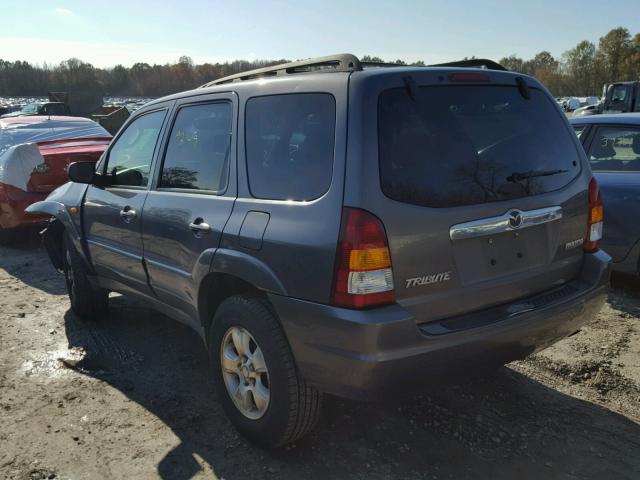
[0,116,111,243]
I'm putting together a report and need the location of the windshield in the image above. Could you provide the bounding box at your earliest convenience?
[378,85,581,208]
[20,104,39,114]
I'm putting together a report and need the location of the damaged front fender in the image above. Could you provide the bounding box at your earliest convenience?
[40,218,65,270]
[25,182,90,271]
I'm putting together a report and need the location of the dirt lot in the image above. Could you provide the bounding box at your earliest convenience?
[1,239,639,480]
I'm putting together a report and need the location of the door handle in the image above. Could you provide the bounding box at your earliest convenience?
[189,218,211,233]
[119,207,136,221]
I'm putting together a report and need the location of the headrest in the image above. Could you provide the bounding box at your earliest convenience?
[632,134,640,155]
[590,138,616,159]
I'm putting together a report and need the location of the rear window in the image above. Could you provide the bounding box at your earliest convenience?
[378,85,581,208]
[43,103,67,116]
[245,93,335,201]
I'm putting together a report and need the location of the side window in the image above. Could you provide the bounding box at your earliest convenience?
[106,110,166,187]
[160,102,232,192]
[245,93,335,201]
[588,126,640,172]
[610,85,628,103]
[573,125,586,139]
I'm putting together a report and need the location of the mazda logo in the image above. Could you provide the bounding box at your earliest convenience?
[509,210,523,228]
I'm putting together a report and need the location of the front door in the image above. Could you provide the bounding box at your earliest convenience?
[142,94,237,320]
[83,106,170,294]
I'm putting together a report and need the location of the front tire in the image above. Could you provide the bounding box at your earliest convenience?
[62,235,109,319]
[209,295,322,447]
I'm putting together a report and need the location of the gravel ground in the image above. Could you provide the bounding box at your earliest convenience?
[1,238,639,480]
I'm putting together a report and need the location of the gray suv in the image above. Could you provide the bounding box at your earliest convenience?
[27,54,611,447]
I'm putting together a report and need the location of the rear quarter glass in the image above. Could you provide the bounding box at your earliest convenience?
[244,93,336,201]
[378,85,582,208]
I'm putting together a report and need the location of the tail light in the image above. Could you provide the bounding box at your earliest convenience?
[584,177,603,253]
[332,208,395,308]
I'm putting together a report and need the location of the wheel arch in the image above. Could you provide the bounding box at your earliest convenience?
[27,200,92,271]
[198,272,262,339]
[26,200,79,236]
[199,249,289,338]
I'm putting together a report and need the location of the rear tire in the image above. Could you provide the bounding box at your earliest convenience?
[209,294,322,447]
[62,235,109,319]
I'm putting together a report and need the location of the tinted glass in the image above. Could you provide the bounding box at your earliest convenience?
[22,104,38,114]
[573,125,586,138]
[44,103,67,115]
[160,102,232,191]
[107,110,166,187]
[588,126,640,171]
[611,85,628,102]
[245,94,335,201]
[378,86,581,208]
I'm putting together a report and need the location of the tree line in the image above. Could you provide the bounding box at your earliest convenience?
[500,27,640,96]
[1,27,638,98]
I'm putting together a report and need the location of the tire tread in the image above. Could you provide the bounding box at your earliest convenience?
[212,294,322,447]
[63,235,108,319]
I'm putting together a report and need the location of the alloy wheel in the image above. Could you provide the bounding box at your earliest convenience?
[220,326,270,419]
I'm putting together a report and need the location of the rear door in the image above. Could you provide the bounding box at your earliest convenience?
[585,124,640,262]
[348,72,590,323]
[83,105,170,294]
[142,93,237,321]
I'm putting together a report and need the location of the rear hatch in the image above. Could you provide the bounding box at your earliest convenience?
[347,70,590,323]
[28,140,109,193]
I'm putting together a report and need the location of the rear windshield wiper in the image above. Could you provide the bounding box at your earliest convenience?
[506,169,568,182]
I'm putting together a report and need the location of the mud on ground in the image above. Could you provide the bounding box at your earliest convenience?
[1,239,639,480]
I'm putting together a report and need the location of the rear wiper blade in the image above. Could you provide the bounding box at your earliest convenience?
[506,169,568,182]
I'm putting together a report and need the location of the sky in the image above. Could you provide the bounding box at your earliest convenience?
[1,0,639,68]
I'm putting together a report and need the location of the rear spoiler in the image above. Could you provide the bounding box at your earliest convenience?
[429,59,507,71]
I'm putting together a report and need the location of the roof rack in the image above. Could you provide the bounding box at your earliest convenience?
[429,59,507,71]
[200,54,507,87]
[201,54,362,87]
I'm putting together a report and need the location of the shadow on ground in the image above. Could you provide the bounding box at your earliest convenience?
[62,295,640,480]
[0,232,67,295]
[609,272,640,319]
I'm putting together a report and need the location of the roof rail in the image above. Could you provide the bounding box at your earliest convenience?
[200,55,508,87]
[429,59,507,71]
[201,54,362,87]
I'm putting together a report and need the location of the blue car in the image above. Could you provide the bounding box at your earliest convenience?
[571,113,640,276]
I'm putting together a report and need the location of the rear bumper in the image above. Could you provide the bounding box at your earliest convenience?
[271,250,611,400]
[0,185,47,229]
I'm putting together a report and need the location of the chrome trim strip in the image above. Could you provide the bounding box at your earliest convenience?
[449,206,563,241]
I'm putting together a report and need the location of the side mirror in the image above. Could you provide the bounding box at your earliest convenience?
[68,161,96,184]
